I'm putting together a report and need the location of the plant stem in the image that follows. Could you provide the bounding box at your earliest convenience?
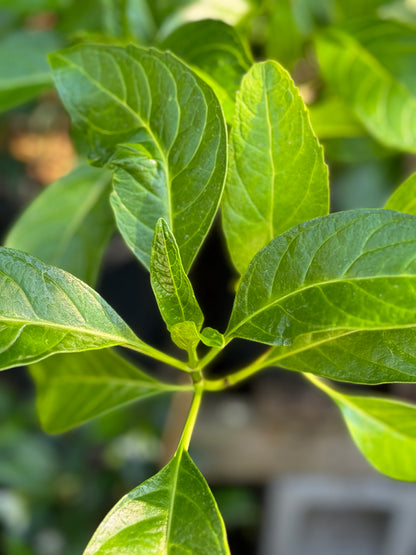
[128,341,190,372]
[178,382,204,451]
[304,372,340,400]
[196,345,223,370]
[203,347,273,391]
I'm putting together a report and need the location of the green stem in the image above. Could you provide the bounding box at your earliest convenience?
[304,372,341,401]
[203,347,273,391]
[127,341,190,372]
[178,382,204,451]
[196,345,224,370]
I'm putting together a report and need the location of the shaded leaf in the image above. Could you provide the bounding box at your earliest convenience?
[160,19,252,121]
[227,209,416,383]
[385,172,416,215]
[84,448,230,554]
[30,349,182,433]
[151,219,203,333]
[50,44,227,271]
[0,29,62,112]
[0,248,149,371]
[308,96,364,139]
[315,19,416,151]
[310,376,416,480]
[6,165,113,287]
[222,60,329,274]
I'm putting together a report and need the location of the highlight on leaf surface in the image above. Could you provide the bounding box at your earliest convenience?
[222,59,329,274]
[228,209,416,384]
[49,43,227,272]
[0,248,150,371]
[84,448,230,555]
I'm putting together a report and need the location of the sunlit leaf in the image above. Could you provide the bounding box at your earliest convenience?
[385,172,416,215]
[84,448,230,554]
[50,44,227,271]
[0,248,149,371]
[222,60,329,274]
[228,209,416,383]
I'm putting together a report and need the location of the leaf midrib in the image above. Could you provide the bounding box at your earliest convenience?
[228,273,416,338]
[0,316,135,346]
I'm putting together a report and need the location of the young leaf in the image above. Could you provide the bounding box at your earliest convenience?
[385,172,416,215]
[222,60,329,274]
[227,209,416,383]
[315,19,416,152]
[84,448,230,554]
[0,248,150,371]
[309,376,416,480]
[49,44,227,272]
[151,218,204,332]
[30,349,183,433]
[6,165,114,287]
[0,29,61,112]
[170,320,200,352]
[160,19,252,122]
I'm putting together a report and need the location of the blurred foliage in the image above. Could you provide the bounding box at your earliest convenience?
[0,0,415,552]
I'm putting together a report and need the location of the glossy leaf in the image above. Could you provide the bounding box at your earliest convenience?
[222,60,329,274]
[227,209,416,383]
[315,19,416,152]
[160,19,252,121]
[0,29,62,112]
[31,349,181,433]
[151,219,203,333]
[50,44,227,272]
[84,448,230,554]
[0,248,149,371]
[385,172,416,215]
[6,165,113,287]
[310,376,416,480]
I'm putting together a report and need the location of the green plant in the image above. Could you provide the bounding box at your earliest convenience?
[2,1,416,553]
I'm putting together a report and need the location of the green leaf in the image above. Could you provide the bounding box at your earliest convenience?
[170,320,200,352]
[30,349,180,433]
[385,172,416,215]
[151,218,204,332]
[5,165,113,287]
[49,44,227,272]
[222,60,329,274]
[308,96,365,139]
[315,19,416,152]
[0,248,149,371]
[0,29,62,112]
[227,209,416,383]
[160,19,252,122]
[310,376,416,480]
[84,448,230,554]
[199,327,225,348]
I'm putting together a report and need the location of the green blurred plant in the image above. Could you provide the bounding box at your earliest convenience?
[1,0,416,552]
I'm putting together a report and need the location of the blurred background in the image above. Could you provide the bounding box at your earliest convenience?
[1,0,416,553]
